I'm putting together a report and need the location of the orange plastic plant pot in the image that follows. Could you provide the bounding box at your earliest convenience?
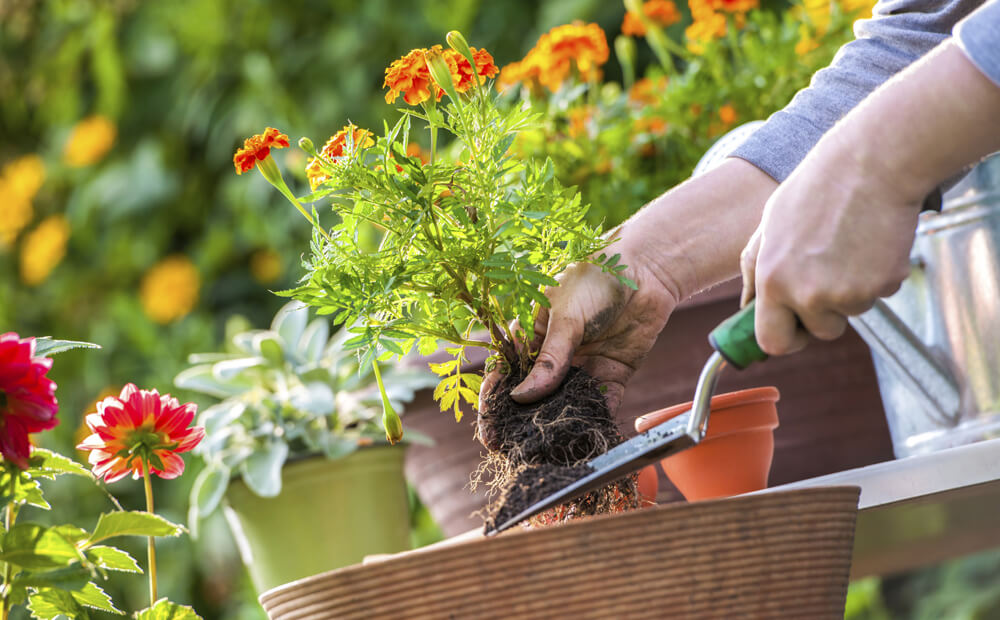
[635,386,780,501]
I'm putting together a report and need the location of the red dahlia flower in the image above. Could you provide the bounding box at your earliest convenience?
[77,383,203,483]
[0,333,59,468]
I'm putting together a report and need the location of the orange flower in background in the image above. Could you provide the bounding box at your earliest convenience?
[77,383,203,483]
[233,127,290,175]
[450,48,500,93]
[498,22,609,93]
[718,104,738,126]
[713,0,759,13]
[306,124,375,190]
[685,9,727,53]
[622,0,682,37]
[140,255,200,324]
[250,248,283,284]
[19,215,70,286]
[567,106,595,138]
[64,116,116,167]
[0,155,45,247]
[405,142,429,164]
[629,76,668,106]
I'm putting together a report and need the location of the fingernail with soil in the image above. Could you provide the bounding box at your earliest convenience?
[510,378,533,399]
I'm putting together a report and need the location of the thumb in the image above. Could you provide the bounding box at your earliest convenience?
[510,311,582,404]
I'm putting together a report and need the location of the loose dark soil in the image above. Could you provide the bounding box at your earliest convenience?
[476,366,638,532]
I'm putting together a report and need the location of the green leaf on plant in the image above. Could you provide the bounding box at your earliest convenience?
[88,511,184,545]
[72,582,122,614]
[134,598,202,620]
[428,360,458,376]
[32,338,100,357]
[28,448,92,479]
[27,587,87,619]
[240,439,288,497]
[0,524,80,570]
[12,565,90,591]
[190,464,230,519]
[85,546,142,573]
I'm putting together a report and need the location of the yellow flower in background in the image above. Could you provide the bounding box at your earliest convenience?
[19,215,70,286]
[0,155,46,247]
[64,116,117,167]
[140,255,200,324]
[497,22,609,93]
[250,248,282,284]
[4,155,46,201]
[841,0,875,18]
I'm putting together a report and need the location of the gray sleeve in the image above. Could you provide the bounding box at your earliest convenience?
[732,0,984,182]
[956,0,1000,87]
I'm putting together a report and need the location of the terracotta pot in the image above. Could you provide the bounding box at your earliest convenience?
[259,486,861,619]
[635,386,780,501]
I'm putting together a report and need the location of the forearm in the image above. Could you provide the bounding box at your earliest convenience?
[828,39,1000,203]
[617,158,777,302]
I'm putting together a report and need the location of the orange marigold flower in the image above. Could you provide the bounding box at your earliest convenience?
[498,22,609,93]
[622,1,682,37]
[685,9,727,53]
[306,124,375,190]
[713,0,758,12]
[385,44,498,105]
[76,383,204,483]
[718,104,738,126]
[449,47,500,93]
[567,106,595,139]
[233,127,290,175]
[628,76,668,106]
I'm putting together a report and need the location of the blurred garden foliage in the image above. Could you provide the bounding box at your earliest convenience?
[4,0,997,617]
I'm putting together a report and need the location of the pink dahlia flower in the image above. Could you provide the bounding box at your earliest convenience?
[0,333,59,468]
[77,383,203,483]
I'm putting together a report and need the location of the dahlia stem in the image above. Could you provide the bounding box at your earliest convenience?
[141,461,158,606]
[2,470,19,620]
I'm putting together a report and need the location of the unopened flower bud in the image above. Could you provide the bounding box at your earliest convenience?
[298,136,317,157]
[615,35,637,87]
[624,0,643,14]
[424,48,459,101]
[446,31,476,67]
[382,408,404,445]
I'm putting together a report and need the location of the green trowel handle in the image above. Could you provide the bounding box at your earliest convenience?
[708,299,767,370]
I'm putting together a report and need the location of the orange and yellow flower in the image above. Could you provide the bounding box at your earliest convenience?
[306,124,375,190]
[19,215,69,286]
[629,76,669,106]
[64,116,116,167]
[685,9,727,53]
[384,45,498,106]
[233,127,290,175]
[140,255,200,324]
[622,0,682,37]
[718,104,738,126]
[76,383,203,483]
[498,22,609,93]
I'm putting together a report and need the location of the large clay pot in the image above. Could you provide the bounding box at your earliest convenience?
[404,280,895,534]
[259,486,861,619]
[635,386,779,501]
[224,446,411,593]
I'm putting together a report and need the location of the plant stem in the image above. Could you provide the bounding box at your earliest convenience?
[278,185,333,243]
[141,461,158,607]
[2,470,18,620]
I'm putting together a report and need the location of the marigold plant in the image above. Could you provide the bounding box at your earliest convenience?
[236,31,630,441]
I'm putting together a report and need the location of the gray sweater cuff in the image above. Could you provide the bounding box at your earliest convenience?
[732,0,981,182]
[956,0,1000,88]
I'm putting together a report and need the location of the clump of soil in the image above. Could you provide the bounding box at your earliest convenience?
[476,366,638,532]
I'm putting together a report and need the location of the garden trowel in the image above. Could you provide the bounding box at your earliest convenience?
[487,300,767,535]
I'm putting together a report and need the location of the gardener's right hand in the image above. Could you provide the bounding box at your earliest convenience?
[476,158,779,449]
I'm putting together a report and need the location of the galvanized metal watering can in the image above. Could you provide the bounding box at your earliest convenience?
[696,125,1000,458]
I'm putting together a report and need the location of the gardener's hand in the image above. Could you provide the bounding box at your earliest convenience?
[477,158,779,448]
[741,40,1000,355]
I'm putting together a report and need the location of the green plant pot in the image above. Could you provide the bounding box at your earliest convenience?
[223,445,411,593]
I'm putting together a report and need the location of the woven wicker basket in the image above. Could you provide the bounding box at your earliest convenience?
[260,486,860,619]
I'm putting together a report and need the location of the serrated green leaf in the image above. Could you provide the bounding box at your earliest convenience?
[520,270,559,288]
[32,338,101,358]
[85,546,141,574]
[27,587,85,619]
[88,512,184,545]
[17,479,50,510]
[28,449,92,478]
[72,581,122,614]
[379,338,405,356]
[460,373,483,395]
[0,524,80,570]
[134,598,202,620]
[12,565,90,590]
[428,360,458,376]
